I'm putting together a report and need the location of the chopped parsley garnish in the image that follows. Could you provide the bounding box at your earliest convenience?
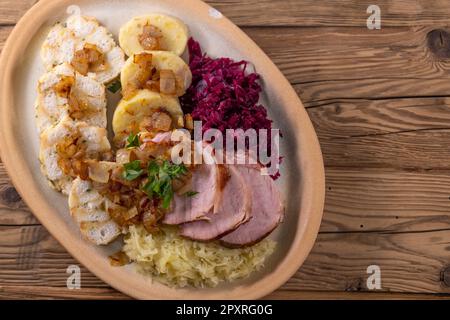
[142,160,188,209]
[107,80,122,93]
[184,191,199,197]
[122,160,143,181]
[126,132,140,148]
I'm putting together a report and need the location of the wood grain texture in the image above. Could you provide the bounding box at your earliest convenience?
[244,26,450,84]
[0,0,36,25]
[0,164,37,226]
[4,223,450,295]
[4,0,450,27]
[1,0,450,300]
[307,98,450,169]
[208,0,450,27]
[322,168,450,233]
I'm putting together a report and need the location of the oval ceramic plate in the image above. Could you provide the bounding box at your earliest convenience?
[0,0,325,299]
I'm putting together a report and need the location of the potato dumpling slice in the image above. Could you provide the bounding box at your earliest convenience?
[119,14,189,57]
[121,51,192,97]
[112,89,184,144]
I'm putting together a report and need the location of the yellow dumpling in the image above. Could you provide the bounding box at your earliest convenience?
[121,50,192,97]
[112,89,184,144]
[119,14,189,57]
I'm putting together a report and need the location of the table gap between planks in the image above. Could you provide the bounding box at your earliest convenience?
[2,0,450,299]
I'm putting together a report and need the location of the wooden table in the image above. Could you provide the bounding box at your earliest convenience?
[2,0,450,300]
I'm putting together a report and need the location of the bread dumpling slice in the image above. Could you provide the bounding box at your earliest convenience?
[119,14,188,57]
[41,14,125,84]
[69,177,121,245]
[39,117,111,194]
[120,51,192,98]
[112,89,183,146]
[36,62,106,134]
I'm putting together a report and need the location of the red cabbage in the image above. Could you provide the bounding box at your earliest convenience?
[180,38,281,179]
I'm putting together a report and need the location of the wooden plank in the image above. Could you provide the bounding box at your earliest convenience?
[0,0,449,300]
[295,79,450,104]
[0,225,108,287]
[307,98,450,138]
[0,164,37,226]
[3,224,450,294]
[265,290,450,300]
[4,0,450,27]
[208,0,450,27]
[290,230,450,293]
[0,0,35,25]
[318,128,450,169]
[322,168,450,232]
[0,285,128,299]
[0,26,11,50]
[243,26,450,84]
[1,286,449,300]
[303,96,450,169]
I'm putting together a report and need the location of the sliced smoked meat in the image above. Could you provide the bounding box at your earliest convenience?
[179,166,252,241]
[220,166,284,247]
[163,163,220,224]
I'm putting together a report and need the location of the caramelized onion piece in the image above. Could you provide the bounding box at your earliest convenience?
[142,207,160,233]
[55,134,90,179]
[108,202,139,226]
[71,44,106,75]
[54,76,75,98]
[109,251,131,267]
[138,24,163,51]
[139,111,172,132]
[184,114,194,130]
[159,69,177,95]
[144,80,160,92]
[133,52,153,84]
[72,159,89,180]
[116,148,137,164]
[68,90,91,120]
[123,53,154,100]
[87,161,114,183]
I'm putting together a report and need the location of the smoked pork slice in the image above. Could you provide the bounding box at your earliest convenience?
[220,166,284,247]
[163,163,219,224]
[179,166,252,241]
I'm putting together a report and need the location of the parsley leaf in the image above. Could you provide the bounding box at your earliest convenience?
[122,160,143,181]
[184,191,199,197]
[142,160,188,209]
[126,133,140,148]
[107,80,122,93]
[147,160,159,177]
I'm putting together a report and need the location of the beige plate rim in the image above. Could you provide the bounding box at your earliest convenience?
[0,0,325,299]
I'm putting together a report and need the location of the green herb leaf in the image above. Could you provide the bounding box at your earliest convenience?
[184,191,199,197]
[107,80,122,93]
[147,160,159,177]
[162,187,173,209]
[126,133,140,148]
[141,160,189,209]
[122,160,143,181]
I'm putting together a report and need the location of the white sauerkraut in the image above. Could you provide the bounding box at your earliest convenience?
[123,225,276,287]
